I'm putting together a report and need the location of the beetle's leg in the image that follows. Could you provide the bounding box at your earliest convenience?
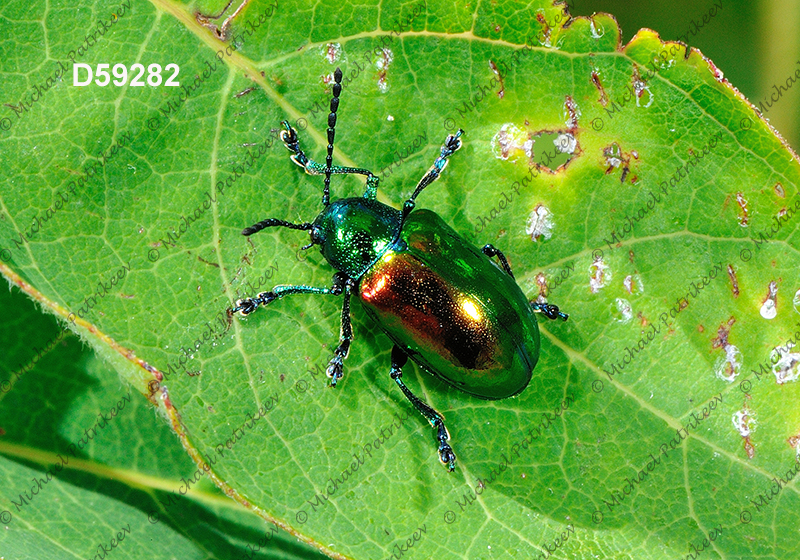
[327,275,355,388]
[230,273,345,317]
[531,301,569,321]
[481,244,514,278]
[279,120,381,201]
[279,67,381,203]
[389,345,456,471]
[401,130,464,222]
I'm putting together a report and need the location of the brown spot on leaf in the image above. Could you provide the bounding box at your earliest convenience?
[591,70,608,107]
[535,272,549,298]
[489,60,505,98]
[712,316,736,350]
[736,192,749,226]
[713,317,741,381]
[787,431,800,454]
[198,256,220,268]
[234,87,256,98]
[602,143,636,181]
[733,401,756,459]
[564,95,579,131]
[728,265,739,298]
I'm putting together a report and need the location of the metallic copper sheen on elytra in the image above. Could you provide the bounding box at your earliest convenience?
[358,210,540,399]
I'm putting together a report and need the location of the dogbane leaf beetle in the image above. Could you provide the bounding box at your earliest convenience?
[231,67,569,471]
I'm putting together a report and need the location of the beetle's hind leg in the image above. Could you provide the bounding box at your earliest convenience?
[531,301,569,321]
[326,274,355,388]
[481,244,514,278]
[389,345,456,471]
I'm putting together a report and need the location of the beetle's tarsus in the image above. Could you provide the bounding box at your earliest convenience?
[326,274,354,388]
[281,122,309,168]
[439,444,456,472]
[436,421,456,471]
[445,130,463,153]
[326,354,344,387]
[233,291,277,316]
[531,301,569,321]
[232,280,345,319]
[280,121,297,145]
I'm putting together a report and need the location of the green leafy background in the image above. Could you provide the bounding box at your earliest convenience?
[2,0,800,558]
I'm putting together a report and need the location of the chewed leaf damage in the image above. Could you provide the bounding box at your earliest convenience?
[526,204,554,241]
[492,96,581,172]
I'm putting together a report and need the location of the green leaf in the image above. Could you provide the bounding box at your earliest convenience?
[2,0,800,558]
[0,286,331,559]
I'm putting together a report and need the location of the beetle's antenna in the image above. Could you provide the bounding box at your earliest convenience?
[241,219,312,236]
[323,67,343,207]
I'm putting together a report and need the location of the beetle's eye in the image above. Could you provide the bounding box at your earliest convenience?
[310,227,322,245]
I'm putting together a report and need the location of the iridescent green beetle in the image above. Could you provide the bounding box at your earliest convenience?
[232,68,569,471]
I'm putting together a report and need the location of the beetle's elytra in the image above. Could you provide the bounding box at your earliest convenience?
[231,67,568,471]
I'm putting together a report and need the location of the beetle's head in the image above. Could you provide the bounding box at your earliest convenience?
[304,197,402,279]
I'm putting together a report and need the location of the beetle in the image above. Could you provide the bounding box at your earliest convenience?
[231,68,569,471]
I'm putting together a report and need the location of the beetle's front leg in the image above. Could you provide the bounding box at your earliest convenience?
[401,129,464,222]
[279,120,382,201]
[326,274,355,388]
[389,345,456,471]
[229,274,345,317]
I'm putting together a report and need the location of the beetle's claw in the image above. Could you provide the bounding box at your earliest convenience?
[280,121,297,144]
[234,298,257,316]
[446,131,463,153]
[326,355,344,387]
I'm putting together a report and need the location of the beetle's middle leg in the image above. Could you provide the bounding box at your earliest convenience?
[481,244,514,278]
[389,345,456,471]
[327,276,355,388]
